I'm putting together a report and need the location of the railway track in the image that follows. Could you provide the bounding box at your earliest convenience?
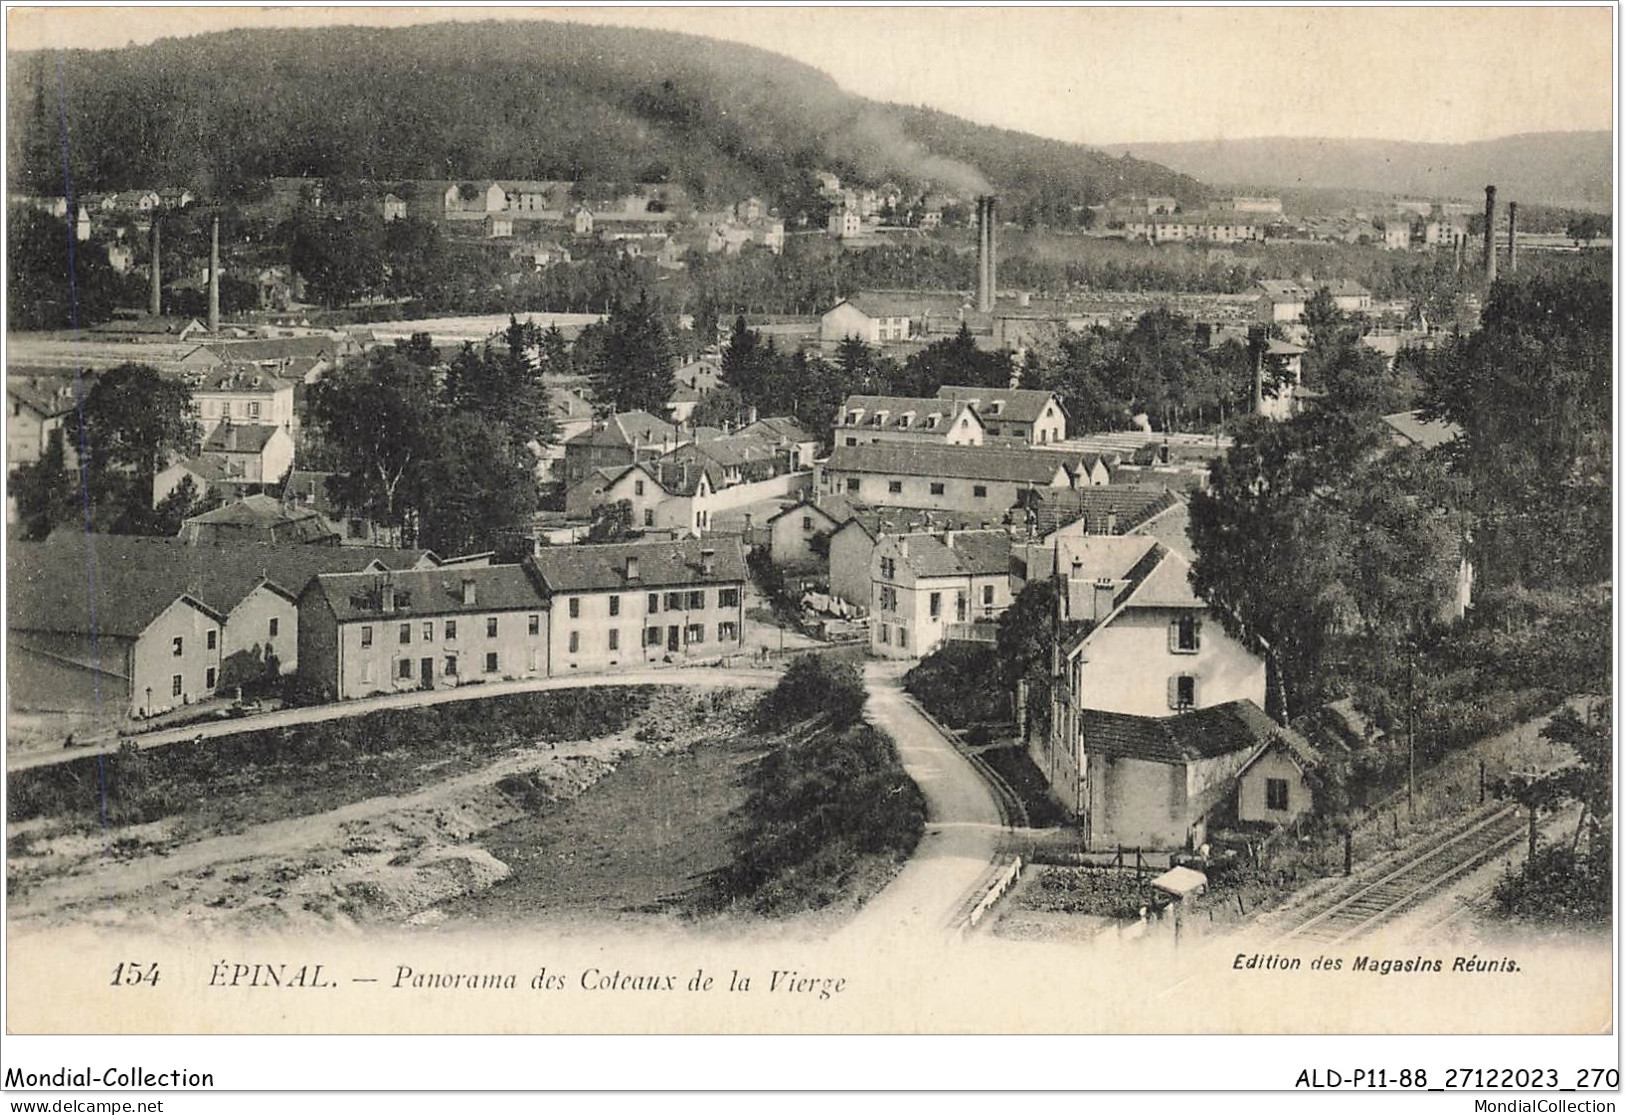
[1271,805,1525,947]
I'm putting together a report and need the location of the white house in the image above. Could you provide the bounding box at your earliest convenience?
[869,530,1013,659]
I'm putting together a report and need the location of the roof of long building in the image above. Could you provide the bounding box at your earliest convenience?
[824,442,1071,485]
[305,564,546,623]
[527,537,747,594]
[9,534,435,640]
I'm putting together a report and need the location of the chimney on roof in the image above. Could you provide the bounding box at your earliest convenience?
[461,577,477,605]
[700,548,715,576]
[1506,201,1518,275]
[380,578,396,614]
[625,554,641,581]
[1483,185,1498,285]
[148,217,162,316]
[1105,510,1118,535]
[208,216,220,333]
[943,530,957,549]
[1092,577,1116,621]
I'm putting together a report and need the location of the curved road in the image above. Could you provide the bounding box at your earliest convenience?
[839,662,1006,940]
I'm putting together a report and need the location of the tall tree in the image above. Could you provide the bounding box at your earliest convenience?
[65,363,200,533]
[587,292,675,415]
[307,348,443,546]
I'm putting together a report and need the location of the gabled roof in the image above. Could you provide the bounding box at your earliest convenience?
[201,336,341,364]
[765,494,853,530]
[1234,723,1322,780]
[1017,486,1181,539]
[305,564,547,623]
[836,394,977,436]
[1056,537,1204,657]
[7,378,80,418]
[528,537,747,593]
[203,423,284,455]
[738,416,816,443]
[838,504,1002,541]
[824,443,1070,486]
[565,410,679,450]
[195,365,297,393]
[833,290,973,320]
[1381,409,1461,449]
[886,530,1012,579]
[1080,700,1279,765]
[935,386,1061,426]
[9,534,434,640]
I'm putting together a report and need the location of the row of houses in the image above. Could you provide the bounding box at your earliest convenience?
[9,534,747,720]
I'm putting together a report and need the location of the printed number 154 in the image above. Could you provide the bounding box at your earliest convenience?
[111,962,160,986]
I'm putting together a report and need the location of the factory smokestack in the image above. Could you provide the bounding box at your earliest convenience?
[1506,201,1518,275]
[208,216,221,333]
[148,217,162,317]
[1483,185,1497,285]
[976,195,997,314]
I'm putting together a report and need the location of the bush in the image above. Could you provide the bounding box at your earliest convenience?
[755,654,866,731]
[697,721,926,915]
[903,644,1007,728]
[1493,844,1612,928]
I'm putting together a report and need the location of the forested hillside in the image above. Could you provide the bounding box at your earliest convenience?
[9,20,1203,215]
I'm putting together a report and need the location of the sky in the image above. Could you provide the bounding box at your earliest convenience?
[4,5,1616,146]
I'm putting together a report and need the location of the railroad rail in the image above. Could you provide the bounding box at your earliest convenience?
[1270,805,1525,947]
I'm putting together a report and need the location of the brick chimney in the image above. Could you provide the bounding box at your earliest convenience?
[461,577,477,606]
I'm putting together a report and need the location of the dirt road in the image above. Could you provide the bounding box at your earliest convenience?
[9,667,779,773]
[839,663,1005,941]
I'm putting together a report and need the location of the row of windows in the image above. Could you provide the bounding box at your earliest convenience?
[359,650,512,684]
[844,477,988,498]
[359,616,523,647]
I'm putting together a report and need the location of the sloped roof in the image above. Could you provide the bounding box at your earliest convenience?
[203,336,341,364]
[9,534,433,640]
[889,530,1012,579]
[203,423,283,455]
[307,564,547,623]
[935,386,1061,426]
[1381,409,1461,449]
[1018,486,1181,538]
[824,443,1070,485]
[840,504,1003,541]
[564,410,679,450]
[1235,723,1322,780]
[739,416,816,443]
[837,394,973,436]
[1080,700,1279,765]
[195,366,297,394]
[7,378,81,418]
[528,537,747,593]
[835,290,973,320]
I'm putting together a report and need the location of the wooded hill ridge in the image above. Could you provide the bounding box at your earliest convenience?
[1107,132,1613,212]
[9,20,1204,216]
